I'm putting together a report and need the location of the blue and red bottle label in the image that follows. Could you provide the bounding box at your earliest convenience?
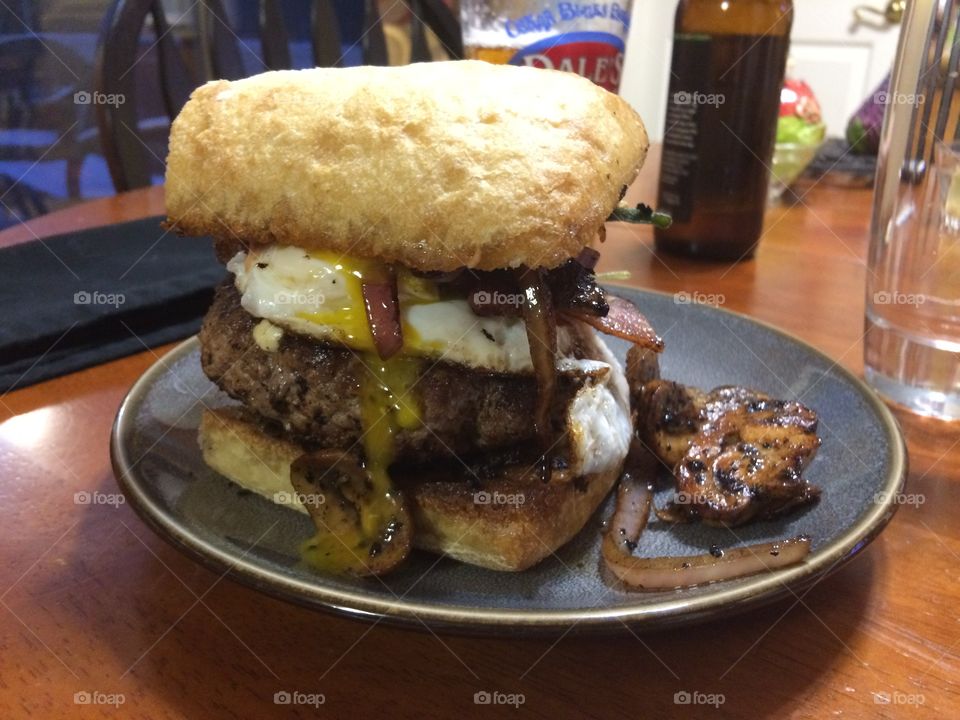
[509,32,625,93]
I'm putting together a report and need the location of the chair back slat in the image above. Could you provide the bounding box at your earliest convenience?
[409,0,431,63]
[198,0,246,80]
[95,0,195,191]
[311,0,342,68]
[150,3,193,115]
[362,0,388,66]
[417,0,463,59]
[260,0,291,70]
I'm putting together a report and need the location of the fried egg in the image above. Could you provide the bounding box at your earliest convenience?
[228,245,584,373]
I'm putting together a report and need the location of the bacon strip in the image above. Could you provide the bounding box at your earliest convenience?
[564,294,664,352]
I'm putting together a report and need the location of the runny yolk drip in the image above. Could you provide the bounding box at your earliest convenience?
[299,498,371,573]
[299,340,423,571]
[357,355,422,535]
[300,253,423,572]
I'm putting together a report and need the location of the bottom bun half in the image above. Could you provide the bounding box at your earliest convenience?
[199,407,622,572]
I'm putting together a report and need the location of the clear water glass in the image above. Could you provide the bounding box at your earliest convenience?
[866,0,960,420]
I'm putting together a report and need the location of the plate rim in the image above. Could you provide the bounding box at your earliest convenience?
[110,287,907,632]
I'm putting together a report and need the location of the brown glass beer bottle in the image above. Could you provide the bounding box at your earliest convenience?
[655,0,793,260]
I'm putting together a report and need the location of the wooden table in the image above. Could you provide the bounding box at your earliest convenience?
[2,164,958,719]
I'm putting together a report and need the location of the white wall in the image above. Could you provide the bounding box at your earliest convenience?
[620,0,678,141]
[788,0,901,135]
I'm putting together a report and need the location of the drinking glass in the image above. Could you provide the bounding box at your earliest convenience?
[459,0,633,93]
[866,0,960,420]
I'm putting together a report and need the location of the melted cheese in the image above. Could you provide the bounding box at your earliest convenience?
[252,319,283,352]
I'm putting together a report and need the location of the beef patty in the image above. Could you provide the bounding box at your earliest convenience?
[199,283,599,464]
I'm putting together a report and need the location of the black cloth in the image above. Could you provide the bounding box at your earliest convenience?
[0,216,225,393]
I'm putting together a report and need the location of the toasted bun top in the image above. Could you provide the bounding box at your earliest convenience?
[165,61,648,271]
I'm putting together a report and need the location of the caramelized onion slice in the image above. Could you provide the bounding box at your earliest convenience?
[601,471,653,560]
[518,268,558,482]
[565,294,664,351]
[576,246,601,270]
[602,474,812,590]
[361,279,403,360]
[410,268,464,283]
[548,258,608,317]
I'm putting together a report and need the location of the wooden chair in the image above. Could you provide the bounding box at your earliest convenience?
[199,0,463,79]
[95,0,463,192]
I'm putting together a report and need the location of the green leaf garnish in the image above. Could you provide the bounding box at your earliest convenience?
[608,203,673,229]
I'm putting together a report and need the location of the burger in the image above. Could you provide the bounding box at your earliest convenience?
[164,60,662,576]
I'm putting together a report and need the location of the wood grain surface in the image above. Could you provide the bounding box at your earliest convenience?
[1,154,958,719]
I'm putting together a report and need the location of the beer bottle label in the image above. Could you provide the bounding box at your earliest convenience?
[659,35,712,225]
[509,31,625,93]
[658,32,789,229]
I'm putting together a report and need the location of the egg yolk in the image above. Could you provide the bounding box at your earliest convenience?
[290,252,424,573]
[290,251,432,354]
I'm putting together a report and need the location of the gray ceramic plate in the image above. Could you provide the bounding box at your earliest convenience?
[111,288,906,633]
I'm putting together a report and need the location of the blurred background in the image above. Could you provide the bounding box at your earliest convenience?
[0,0,901,230]
[622,0,900,141]
[0,0,459,229]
